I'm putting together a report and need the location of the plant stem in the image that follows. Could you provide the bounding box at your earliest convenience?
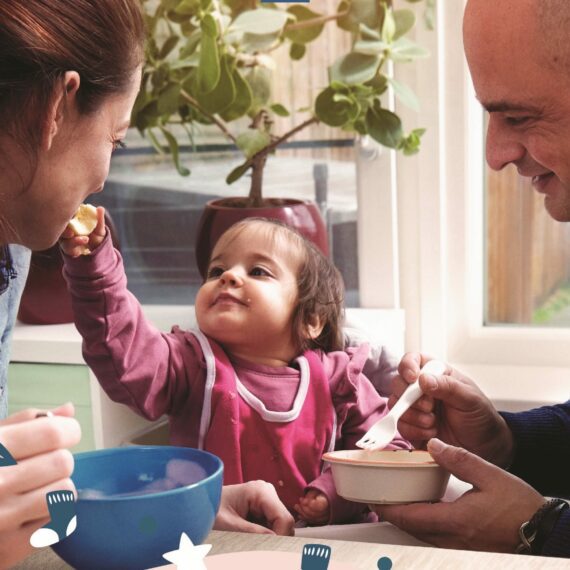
[249,154,267,207]
[285,10,349,32]
[180,89,238,144]
[245,116,318,205]
[259,116,318,156]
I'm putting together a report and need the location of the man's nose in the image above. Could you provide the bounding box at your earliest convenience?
[485,115,526,171]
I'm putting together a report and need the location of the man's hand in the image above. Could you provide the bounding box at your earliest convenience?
[214,480,294,536]
[392,352,514,467]
[372,439,545,553]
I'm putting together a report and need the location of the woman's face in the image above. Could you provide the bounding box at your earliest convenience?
[9,67,141,250]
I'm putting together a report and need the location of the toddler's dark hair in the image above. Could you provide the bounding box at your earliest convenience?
[217,218,345,353]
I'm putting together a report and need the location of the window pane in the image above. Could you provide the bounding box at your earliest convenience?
[98,146,359,306]
[485,125,570,326]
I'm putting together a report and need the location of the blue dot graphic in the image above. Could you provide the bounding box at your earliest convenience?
[377,556,393,570]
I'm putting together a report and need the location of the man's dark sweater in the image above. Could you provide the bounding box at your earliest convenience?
[501,401,570,557]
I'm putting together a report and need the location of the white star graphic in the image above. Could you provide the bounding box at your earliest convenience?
[161,533,212,570]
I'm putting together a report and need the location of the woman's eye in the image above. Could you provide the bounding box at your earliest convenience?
[250,266,270,277]
[112,139,127,152]
[207,266,224,279]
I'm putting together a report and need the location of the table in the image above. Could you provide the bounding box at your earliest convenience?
[14,529,570,569]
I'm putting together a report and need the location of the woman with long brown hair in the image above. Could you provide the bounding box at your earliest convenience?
[0,0,145,564]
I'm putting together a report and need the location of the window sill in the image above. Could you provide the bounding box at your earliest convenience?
[11,307,405,365]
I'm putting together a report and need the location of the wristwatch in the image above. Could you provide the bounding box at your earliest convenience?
[516,498,569,555]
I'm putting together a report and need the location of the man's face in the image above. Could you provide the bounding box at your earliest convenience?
[464,0,570,221]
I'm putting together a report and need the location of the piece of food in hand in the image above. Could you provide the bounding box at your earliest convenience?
[67,204,98,255]
[68,204,98,236]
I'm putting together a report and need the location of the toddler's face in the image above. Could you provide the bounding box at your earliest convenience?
[195,222,303,365]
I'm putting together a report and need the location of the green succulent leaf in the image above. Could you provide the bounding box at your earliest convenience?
[398,127,426,155]
[353,40,389,56]
[159,35,180,59]
[270,103,290,117]
[365,103,403,149]
[315,86,354,127]
[329,53,381,85]
[387,77,419,112]
[424,0,436,30]
[290,42,306,60]
[157,82,182,115]
[133,100,160,131]
[244,66,272,115]
[179,30,201,58]
[196,54,236,114]
[389,37,430,61]
[285,6,324,44]
[197,25,220,92]
[336,0,354,32]
[236,129,271,159]
[175,0,200,16]
[201,13,218,38]
[365,73,388,94]
[160,127,190,176]
[146,128,165,155]
[381,4,396,44]
[359,23,381,41]
[241,31,281,53]
[349,0,381,31]
[393,9,416,40]
[226,160,251,184]
[166,10,191,24]
[230,8,292,35]
[220,68,253,121]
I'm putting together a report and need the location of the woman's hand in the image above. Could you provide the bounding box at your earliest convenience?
[373,439,545,553]
[0,404,81,568]
[59,206,106,258]
[391,352,514,467]
[294,489,330,526]
[214,480,295,536]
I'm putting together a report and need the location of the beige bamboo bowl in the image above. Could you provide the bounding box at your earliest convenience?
[323,449,450,504]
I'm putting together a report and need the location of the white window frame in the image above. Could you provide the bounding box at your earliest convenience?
[394,0,570,405]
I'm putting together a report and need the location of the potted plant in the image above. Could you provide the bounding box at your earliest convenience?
[132,0,431,275]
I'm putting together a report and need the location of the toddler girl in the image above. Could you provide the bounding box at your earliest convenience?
[60,212,410,525]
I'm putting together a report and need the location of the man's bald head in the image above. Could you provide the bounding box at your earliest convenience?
[537,0,570,71]
[465,0,570,73]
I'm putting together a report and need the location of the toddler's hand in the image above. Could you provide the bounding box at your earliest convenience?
[60,206,106,257]
[294,489,330,525]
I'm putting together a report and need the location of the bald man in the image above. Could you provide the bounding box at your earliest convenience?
[372,0,570,557]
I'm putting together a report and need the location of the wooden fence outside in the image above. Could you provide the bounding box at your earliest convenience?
[486,165,570,324]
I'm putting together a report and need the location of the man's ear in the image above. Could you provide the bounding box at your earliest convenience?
[306,314,324,341]
[42,71,81,151]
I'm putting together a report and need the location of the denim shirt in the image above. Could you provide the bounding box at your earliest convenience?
[0,245,31,419]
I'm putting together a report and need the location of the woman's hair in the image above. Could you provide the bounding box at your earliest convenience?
[0,0,145,148]
[217,218,346,354]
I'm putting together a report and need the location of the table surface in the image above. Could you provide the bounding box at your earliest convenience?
[14,529,570,570]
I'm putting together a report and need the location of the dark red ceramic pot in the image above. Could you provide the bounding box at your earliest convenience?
[18,212,120,325]
[195,198,329,278]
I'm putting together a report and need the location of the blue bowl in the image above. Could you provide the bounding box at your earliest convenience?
[52,446,223,570]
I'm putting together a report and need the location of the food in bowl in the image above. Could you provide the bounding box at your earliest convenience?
[51,446,223,570]
[323,449,450,504]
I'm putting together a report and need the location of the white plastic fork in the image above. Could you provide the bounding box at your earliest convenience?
[356,359,447,451]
